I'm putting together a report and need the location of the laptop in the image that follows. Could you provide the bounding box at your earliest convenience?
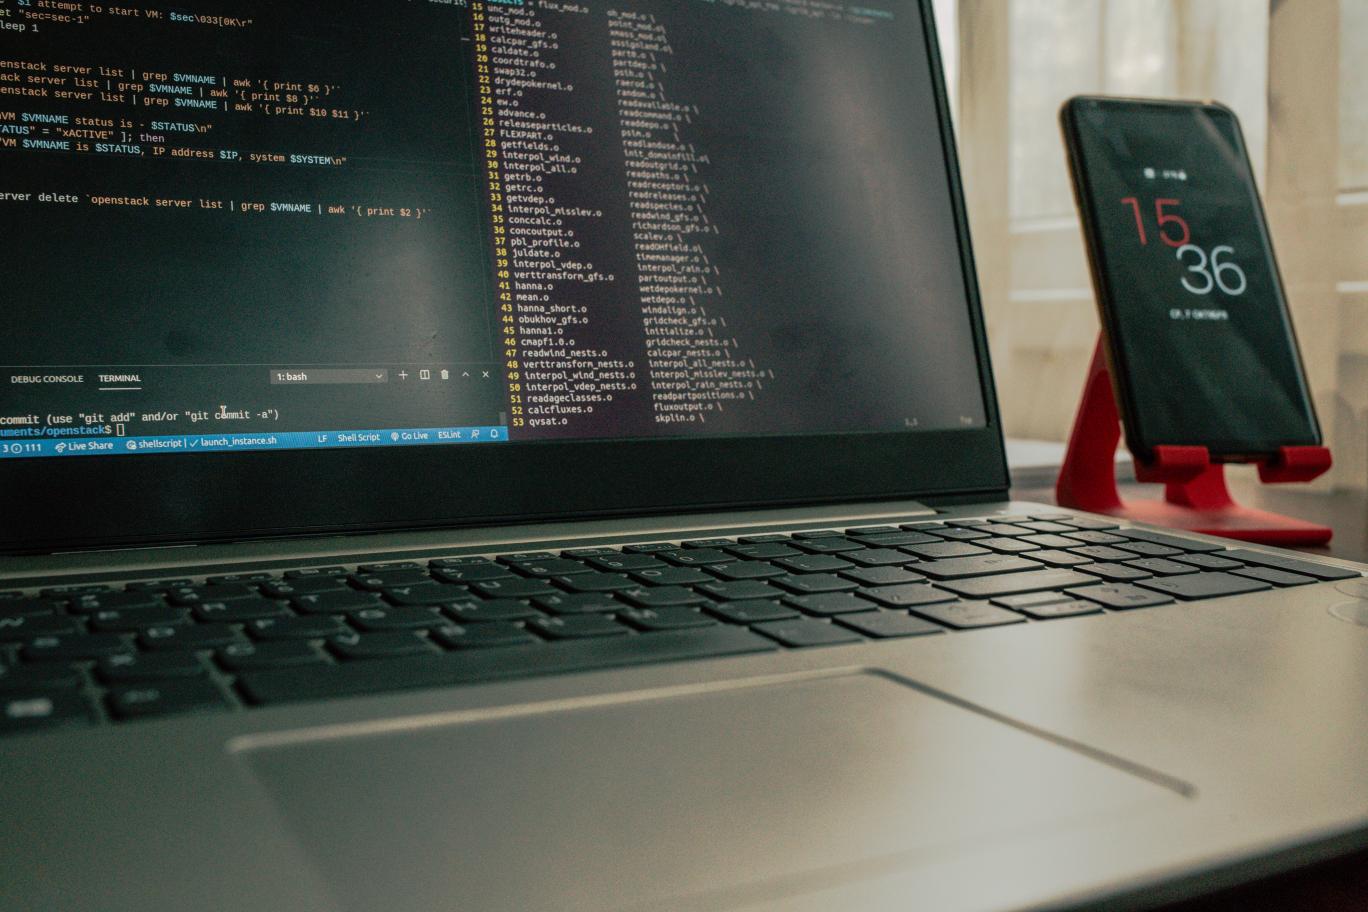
[4,2,1367,909]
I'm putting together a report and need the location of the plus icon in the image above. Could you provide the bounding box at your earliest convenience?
[397,370,409,380]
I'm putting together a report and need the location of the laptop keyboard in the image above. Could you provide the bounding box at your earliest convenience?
[1,513,1359,736]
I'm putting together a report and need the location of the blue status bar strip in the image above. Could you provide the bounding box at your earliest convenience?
[0,426,510,459]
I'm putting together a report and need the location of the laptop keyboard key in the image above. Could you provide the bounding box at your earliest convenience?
[705,601,800,624]
[292,590,382,614]
[856,584,958,608]
[239,627,777,705]
[246,616,348,640]
[618,607,717,631]
[912,554,1040,579]
[0,614,80,641]
[141,624,243,651]
[1114,541,1183,558]
[938,569,1097,599]
[1119,529,1226,552]
[630,566,713,586]
[1060,517,1120,530]
[349,570,431,591]
[260,577,346,599]
[1026,549,1092,567]
[430,556,499,568]
[899,541,989,560]
[1006,599,1101,620]
[471,578,557,599]
[910,601,1026,629]
[752,618,864,648]
[725,542,799,560]
[695,580,780,602]
[1171,553,1244,571]
[0,598,63,618]
[23,634,130,661]
[774,554,855,574]
[431,623,539,649]
[533,593,620,615]
[1,692,93,732]
[1018,534,1082,549]
[69,591,163,613]
[975,537,1038,554]
[853,531,941,547]
[1219,550,1361,581]
[107,680,229,719]
[1073,585,1175,610]
[1068,545,1136,562]
[432,564,514,584]
[283,566,349,579]
[783,593,877,616]
[1063,530,1128,545]
[1231,566,1318,587]
[205,572,275,585]
[792,538,864,554]
[355,561,425,574]
[560,548,621,559]
[382,583,470,606]
[166,584,256,605]
[217,641,326,672]
[350,606,445,631]
[328,632,434,661]
[769,573,858,594]
[991,591,1077,610]
[839,566,926,587]
[929,527,989,541]
[497,552,557,565]
[1136,572,1273,600]
[660,549,733,566]
[40,584,111,597]
[704,562,785,581]
[192,598,287,623]
[553,572,637,592]
[0,663,84,691]
[589,553,669,572]
[1078,562,1153,582]
[97,652,205,683]
[1123,558,1197,576]
[88,605,192,632]
[617,586,708,608]
[1019,521,1076,534]
[978,523,1033,536]
[836,612,944,638]
[512,559,592,577]
[843,548,916,567]
[527,615,629,639]
[444,599,541,623]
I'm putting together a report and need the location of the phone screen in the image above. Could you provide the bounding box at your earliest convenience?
[1064,98,1319,458]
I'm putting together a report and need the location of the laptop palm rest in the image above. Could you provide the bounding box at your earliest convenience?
[241,671,1183,912]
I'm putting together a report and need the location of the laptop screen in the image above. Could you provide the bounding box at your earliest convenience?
[0,0,985,461]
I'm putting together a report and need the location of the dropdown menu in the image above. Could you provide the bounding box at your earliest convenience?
[269,369,389,385]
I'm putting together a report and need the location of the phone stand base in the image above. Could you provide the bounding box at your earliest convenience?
[1054,339,1333,546]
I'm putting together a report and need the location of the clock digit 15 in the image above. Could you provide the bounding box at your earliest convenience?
[1059,96,1320,461]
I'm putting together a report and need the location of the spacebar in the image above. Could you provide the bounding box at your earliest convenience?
[238,627,778,706]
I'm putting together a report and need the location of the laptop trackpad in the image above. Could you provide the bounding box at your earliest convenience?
[242,672,1181,912]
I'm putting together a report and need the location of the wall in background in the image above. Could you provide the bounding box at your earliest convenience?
[951,0,1366,491]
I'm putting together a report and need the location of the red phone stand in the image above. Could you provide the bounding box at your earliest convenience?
[1055,339,1333,545]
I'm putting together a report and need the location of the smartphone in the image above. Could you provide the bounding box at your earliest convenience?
[1059,96,1320,462]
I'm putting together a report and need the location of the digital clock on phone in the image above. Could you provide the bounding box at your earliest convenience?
[1060,96,1320,461]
